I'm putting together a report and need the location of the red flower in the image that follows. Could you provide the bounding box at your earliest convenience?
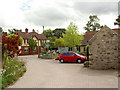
[2,34,22,58]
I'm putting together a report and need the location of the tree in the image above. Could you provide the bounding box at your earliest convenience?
[40,40,47,51]
[28,39,37,50]
[114,15,120,27]
[84,15,101,31]
[62,22,83,49]
[2,34,23,57]
[54,37,65,47]
[42,29,53,38]
[8,28,22,34]
[53,28,66,38]
[0,27,3,33]
[47,36,57,48]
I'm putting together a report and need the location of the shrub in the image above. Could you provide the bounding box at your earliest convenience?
[41,51,47,54]
[2,57,26,88]
[2,34,23,57]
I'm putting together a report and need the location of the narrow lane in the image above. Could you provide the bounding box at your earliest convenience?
[8,55,118,88]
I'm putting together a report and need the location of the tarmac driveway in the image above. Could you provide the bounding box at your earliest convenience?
[9,55,118,88]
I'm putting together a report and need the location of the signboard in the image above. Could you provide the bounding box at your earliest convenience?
[58,47,68,52]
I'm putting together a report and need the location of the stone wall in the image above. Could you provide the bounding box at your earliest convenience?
[88,26,118,69]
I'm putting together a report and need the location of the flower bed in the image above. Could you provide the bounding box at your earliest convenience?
[40,53,52,59]
[40,51,58,59]
[1,56,26,88]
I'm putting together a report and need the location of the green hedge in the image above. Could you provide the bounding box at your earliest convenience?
[41,51,47,54]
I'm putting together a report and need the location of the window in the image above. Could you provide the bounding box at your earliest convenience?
[68,47,72,51]
[68,53,75,56]
[24,47,28,52]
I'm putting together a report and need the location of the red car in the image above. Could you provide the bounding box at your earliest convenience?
[59,51,87,63]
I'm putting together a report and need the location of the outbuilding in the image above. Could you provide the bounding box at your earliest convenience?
[88,25,119,69]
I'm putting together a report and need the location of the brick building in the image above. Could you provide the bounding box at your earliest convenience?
[81,27,120,52]
[17,28,47,55]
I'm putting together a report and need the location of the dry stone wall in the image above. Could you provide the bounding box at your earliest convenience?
[89,26,118,69]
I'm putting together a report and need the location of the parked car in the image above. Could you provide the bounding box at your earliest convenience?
[59,51,87,63]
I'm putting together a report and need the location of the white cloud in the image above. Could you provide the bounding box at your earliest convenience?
[0,0,119,34]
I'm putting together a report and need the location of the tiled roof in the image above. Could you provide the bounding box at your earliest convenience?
[17,31,47,40]
[82,28,120,45]
[81,31,98,45]
[112,28,120,35]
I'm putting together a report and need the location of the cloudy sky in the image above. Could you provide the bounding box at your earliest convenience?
[0,0,119,34]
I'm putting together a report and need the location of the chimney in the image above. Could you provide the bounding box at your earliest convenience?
[32,29,35,32]
[25,28,28,33]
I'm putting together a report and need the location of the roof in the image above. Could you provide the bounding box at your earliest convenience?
[17,31,47,40]
[81,31,98,45]
[82,27,120,45]
[112,28,120,35]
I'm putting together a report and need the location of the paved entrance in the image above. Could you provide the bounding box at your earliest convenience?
[9,55,118,88]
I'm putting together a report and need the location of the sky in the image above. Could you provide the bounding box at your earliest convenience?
[0,0,119,34]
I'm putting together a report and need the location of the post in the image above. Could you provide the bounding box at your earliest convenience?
[38,40,40,58]
[43,26,44,32]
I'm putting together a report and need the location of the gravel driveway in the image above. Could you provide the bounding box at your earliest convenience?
[8,55,118,88]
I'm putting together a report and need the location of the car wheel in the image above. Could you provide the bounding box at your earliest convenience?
[77,59,82,63]
[60,59,64,63]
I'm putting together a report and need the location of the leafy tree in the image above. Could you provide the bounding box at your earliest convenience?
[84,15,101,31]
[2,34,23,57]
[47,36,57,48]
[42,29,53,38]
[54,37,65,47]
[48,36,56,42]
[6,34,23,46]
[40,40,46,48]
[114,15,120,27]
[53,28,66,38]
[0,27,3,33]
[47,42,54,49]
[28,39,37,50]
[62,22,83,49]
[8,28,22,34]
[42,28,66,49]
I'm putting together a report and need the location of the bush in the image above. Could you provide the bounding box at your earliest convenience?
[2,57,26,88]
[41,51,47,54]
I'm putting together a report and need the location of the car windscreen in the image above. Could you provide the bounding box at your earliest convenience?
[75,53,81,56]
